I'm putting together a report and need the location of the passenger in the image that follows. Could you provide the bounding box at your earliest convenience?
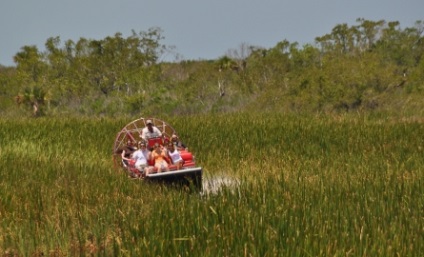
[137,141,149,159]
[130,144,149,176]
[150,143,169,173]
[121,149,134,166]
[167,143,184,170]
[141,119,162,141]
[163,136,171,146]
[126,139,137,151]
[120,139,137,161]
[171,134,187,151]
[138,141,154,175]
[120,140,136,165]
[121,150,140,178]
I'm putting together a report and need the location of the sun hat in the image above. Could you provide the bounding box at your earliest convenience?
[146,119,153,124]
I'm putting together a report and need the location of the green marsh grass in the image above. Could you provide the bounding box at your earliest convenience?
[0,114,423,256]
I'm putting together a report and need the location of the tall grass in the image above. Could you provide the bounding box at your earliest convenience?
[0,114,422,256]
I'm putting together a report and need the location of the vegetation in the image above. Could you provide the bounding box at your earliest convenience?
[1,19,423,117]
[0,114,423,256]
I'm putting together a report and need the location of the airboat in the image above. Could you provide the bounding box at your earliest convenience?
[113,117,202,190]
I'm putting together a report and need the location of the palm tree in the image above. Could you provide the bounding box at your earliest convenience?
[15,86,47,116]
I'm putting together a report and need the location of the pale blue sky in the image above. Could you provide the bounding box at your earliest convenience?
[1,0,423,66]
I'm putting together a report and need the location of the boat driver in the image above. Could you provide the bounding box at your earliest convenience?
[141,119,162,141]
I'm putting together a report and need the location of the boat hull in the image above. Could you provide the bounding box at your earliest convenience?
[145,167,203,191]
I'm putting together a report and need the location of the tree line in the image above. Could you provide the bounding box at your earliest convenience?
[0,19,423,117]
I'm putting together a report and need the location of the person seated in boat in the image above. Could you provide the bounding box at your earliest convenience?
[162,135,171,146]
[122,143,149,177]
[120,141,136,166]
[141,119,162,142]
[171,134,187,151]
[120,149,141,178]
[138,141,154,175]
[167,142,184,170]
[150,143,169,173]
[120,149,134,167]
[124,139,137,153]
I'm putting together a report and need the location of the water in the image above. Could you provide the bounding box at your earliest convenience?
[201,175,240,195]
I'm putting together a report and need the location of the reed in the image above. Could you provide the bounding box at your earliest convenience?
[0,114,422,256]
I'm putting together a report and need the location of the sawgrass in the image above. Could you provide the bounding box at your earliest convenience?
[0,113,423,256]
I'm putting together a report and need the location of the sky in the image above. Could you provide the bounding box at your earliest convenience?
[1,0,423,66]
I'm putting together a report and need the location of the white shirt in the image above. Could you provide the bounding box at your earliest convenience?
[168,148,183,164]
[132,149,148,167]
[141,126,162,140]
